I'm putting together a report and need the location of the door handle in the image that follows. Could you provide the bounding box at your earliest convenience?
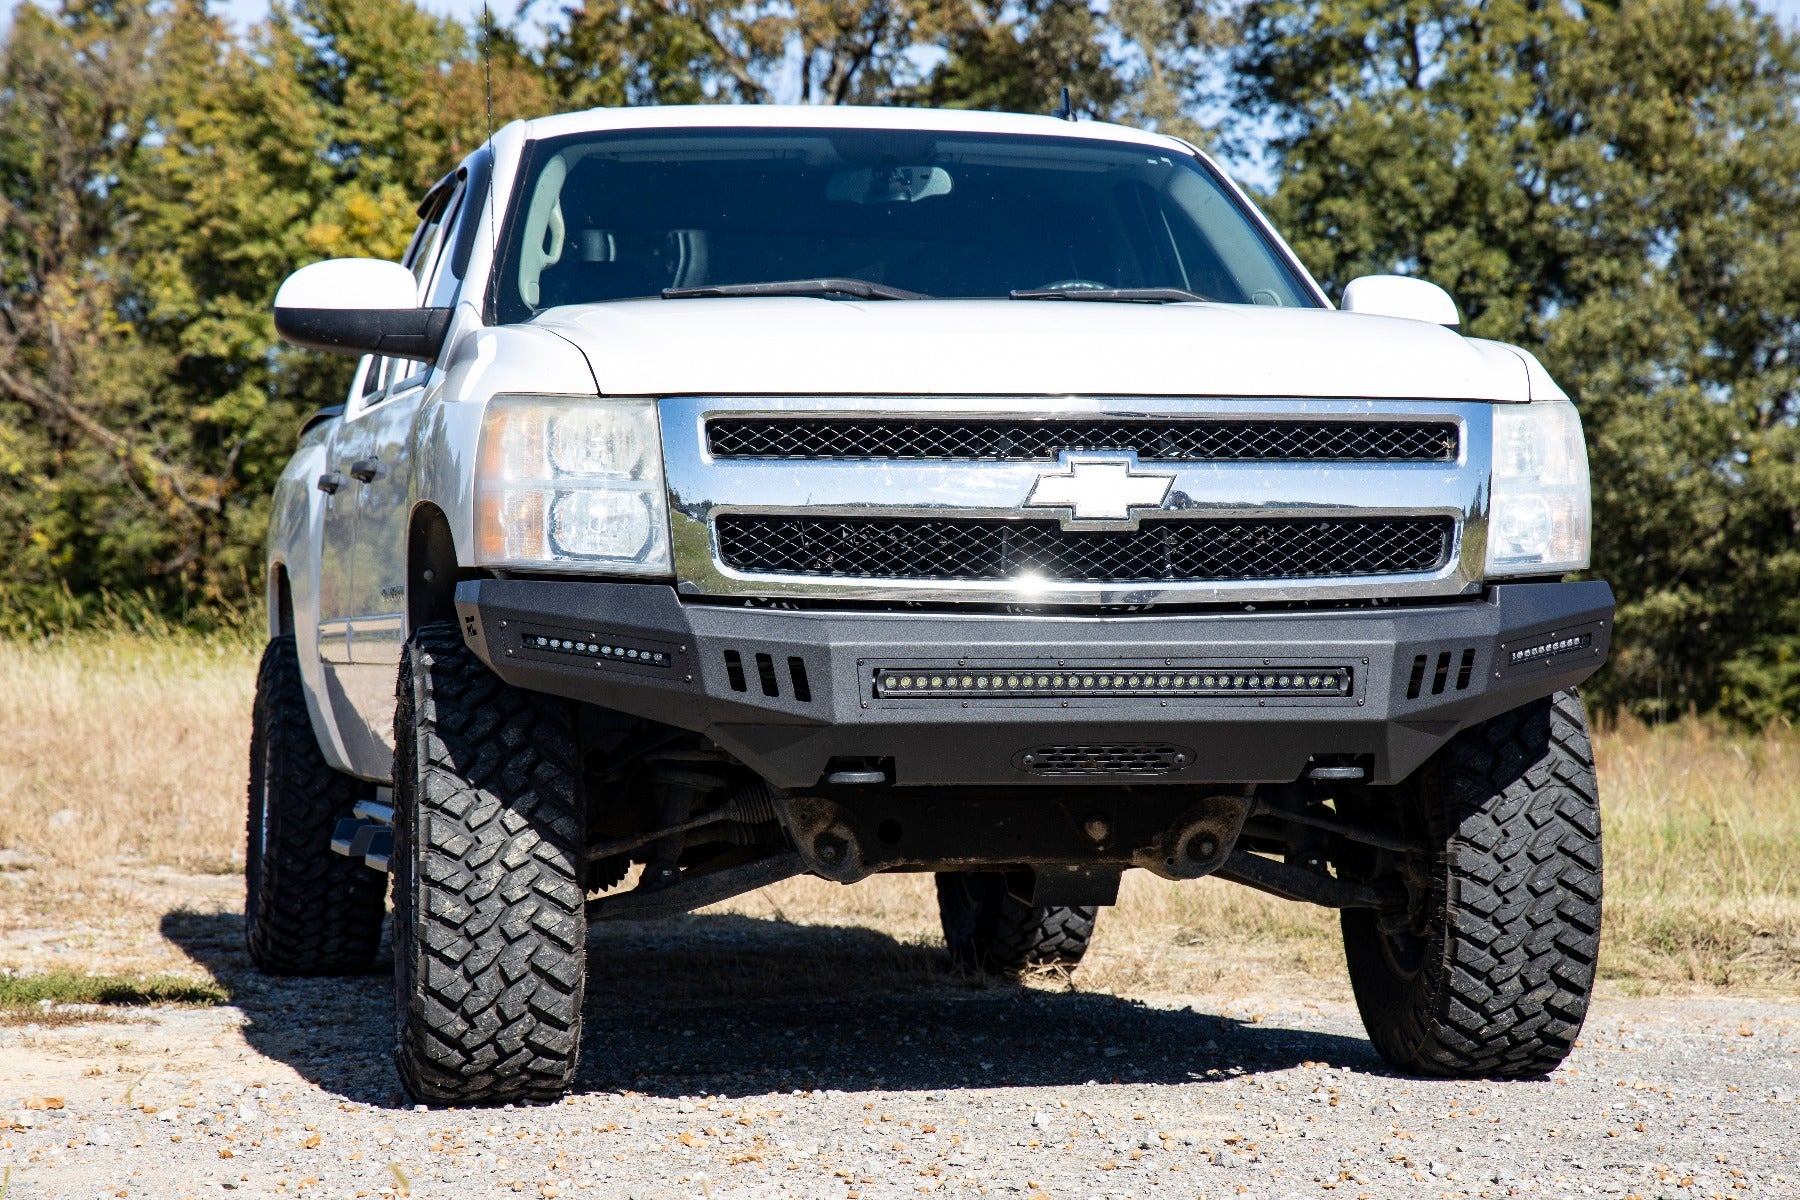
[349,458,380,483]
[316,472,343,494]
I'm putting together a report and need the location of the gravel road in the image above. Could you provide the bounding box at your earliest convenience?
[4,909,1798,1200]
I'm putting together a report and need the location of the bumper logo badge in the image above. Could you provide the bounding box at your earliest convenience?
[1024,452,1175,530]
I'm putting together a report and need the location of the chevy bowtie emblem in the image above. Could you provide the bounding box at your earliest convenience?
[1023,452,1175,531]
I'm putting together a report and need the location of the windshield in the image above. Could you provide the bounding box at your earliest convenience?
[492,127,1320,321]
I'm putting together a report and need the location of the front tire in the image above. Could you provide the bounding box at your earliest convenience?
[936,871,1098,975]
[392,623,587,1105]
[245,636,386,976]
[1341,690,1602,1078]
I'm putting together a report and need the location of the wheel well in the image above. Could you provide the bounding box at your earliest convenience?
[407,505,463,631]
[270,564,295,636]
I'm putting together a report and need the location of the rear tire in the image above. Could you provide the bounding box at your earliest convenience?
[244,636,386,976]
[392,622,586,1106]
[936,871,1097,975]
[1341,690,1602,1078]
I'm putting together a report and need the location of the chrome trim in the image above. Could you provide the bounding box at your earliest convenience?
[317,618,353,664]
[661,395,1492,606]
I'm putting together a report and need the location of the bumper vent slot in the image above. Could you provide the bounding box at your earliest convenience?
[788,656,812,702]
[1014,743,1195,777]
[1407,646,1479,699]
[708,417,1458,463]
[755,652,780,697]
[717,515,1452,584]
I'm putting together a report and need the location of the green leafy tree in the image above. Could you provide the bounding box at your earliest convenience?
[0,0,554,622]
[0,0,206,619]
[1233,0,1800,722]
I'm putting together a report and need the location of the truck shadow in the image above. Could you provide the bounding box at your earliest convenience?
[161,908,1379,1107]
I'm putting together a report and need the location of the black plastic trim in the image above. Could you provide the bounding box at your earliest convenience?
[298,404,344,439]
[274,307,452,361]
[449,149,492,282]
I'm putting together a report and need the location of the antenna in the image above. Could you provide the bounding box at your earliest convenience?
[482,1,499,317]
[1052,85,1074,122]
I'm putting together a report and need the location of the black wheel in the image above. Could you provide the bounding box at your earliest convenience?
[1341,689,1602,1078]
[244,636,386,975]
[935,871,1098,975]
[392,622,586,1105]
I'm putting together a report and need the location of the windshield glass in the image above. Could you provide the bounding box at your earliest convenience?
[493,127,1319,321]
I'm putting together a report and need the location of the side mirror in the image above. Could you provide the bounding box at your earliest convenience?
[273,258,452,362]
[1340,275,1460,327]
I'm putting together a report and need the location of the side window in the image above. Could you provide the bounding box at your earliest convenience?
[409,215,447,292]
[422,185,467,308]
[359,354,386,400]
[364,179,461,403]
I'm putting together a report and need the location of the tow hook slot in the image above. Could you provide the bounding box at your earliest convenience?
[330,794,395,873]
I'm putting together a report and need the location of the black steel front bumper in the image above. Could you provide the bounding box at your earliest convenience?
[456,579,1613,789]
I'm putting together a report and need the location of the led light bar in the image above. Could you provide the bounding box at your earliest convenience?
[873,666,1351,699]
[1509,633,1591,665]
[525,633,671,668]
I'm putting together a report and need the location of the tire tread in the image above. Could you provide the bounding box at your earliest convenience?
[244,637,386,976]
[392,623,585,1106]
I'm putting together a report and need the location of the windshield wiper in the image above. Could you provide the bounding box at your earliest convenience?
[1008,286,1209,303]
[662,278,928,301]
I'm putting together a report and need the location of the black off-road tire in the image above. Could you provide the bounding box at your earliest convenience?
[1342,689,1602,1079]
[245,636,387,975]
[936,871,1098,975]
[392,622,586,1106]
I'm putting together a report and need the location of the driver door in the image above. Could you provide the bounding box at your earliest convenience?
[334,175,468,773]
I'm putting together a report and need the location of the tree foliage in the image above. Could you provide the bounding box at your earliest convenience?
[1233,0,1800,722]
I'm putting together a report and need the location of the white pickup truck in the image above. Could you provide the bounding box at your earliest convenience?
[255,105,1612,1106]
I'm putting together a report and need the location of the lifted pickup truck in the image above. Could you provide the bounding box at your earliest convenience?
[255,105,1611,1106]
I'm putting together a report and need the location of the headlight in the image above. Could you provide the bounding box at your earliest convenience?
[1485,399,1591,577]
[474,395,671,574]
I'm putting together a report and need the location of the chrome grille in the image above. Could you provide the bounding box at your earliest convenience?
[714,515,1454,584]
[707,417,1458,462]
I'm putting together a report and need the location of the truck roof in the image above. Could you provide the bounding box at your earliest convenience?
[519,104,1194,155]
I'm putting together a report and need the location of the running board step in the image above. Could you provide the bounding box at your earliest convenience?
[330,814,394,873]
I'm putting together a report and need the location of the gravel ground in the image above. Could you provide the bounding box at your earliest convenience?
[3,910,1798,1200]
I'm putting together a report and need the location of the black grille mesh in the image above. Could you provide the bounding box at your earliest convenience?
[715,515,1453,583]
[707,417,1457,462]
[1016,743,1193,777]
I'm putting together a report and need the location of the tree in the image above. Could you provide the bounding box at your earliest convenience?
[0,0,211,618]
[1232,0,1800,722]
[0,0,558,622]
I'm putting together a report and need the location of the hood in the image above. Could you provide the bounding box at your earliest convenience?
[532,298,1535,401]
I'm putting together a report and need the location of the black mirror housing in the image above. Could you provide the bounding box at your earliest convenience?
[274,306,453,363]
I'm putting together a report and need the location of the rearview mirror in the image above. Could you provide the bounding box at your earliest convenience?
[1340,275,1460,327]
[273,258,452,362]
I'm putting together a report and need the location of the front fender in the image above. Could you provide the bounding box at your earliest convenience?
[412,313,600,575]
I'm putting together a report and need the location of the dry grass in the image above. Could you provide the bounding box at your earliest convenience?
[0,633,1794,997]
[0,632,256,876]
[1593,715,1800,989]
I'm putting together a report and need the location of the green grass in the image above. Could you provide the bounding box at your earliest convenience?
[0,970,228,1011]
